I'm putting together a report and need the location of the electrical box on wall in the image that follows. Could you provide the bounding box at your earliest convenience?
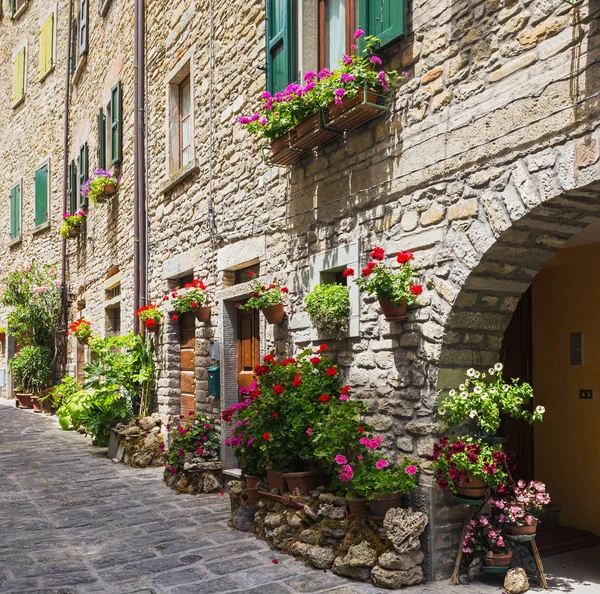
[210,341,220,362]
[208,366,220,397]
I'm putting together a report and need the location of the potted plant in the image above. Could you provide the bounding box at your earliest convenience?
[8,345,53,410]
[81,169,119,205]
[428,436,512,499]
[0,326,6,343]
[304,283,350,338]
[170,279,211,322]
[59,211,86,239]
[68,318,93,344]
[463,514,513,568]
[40,376,81,415]
[490,480,551,537]
[136,304,163,332]
[438,363,544,439]
[236,272,289,324]
[352,247,422,321]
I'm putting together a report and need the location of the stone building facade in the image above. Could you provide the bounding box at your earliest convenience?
[1,0,600,580]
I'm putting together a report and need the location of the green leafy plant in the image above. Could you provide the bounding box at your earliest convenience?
[305,283,350,338]
[8,345,53,394]
[41,375,81,408]
[169,279,208,313]
[68,318,93,343]
[438,363,544,434]
[81,169,119,205]
[0,326,6,335]
[236,275,288,311]
[165,413,221,473]
[136,304,164,331]
[352,247,422,307]
[59,211,86,239]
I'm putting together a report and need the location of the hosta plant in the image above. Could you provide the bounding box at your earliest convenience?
[81,169,119,205]
[59,211,86,239]
[304,283,350,338]
[352,247,422,306]
[438,363,544,435]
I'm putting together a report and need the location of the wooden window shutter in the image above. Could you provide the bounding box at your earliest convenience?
[110,81,122,165]
[79,0,89,57]
[9,0,15,19]
[10,186,21,240]
[34,165,49,226]
[12,48,25,105]
[359,0,405,47]
[78,143,89,208]
[69,160,78,214]
[266,0,295,94]
[39,13,54,77]
[97,107,106,169]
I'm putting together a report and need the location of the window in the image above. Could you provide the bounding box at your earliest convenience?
[319,0,355,69]
[110,82,122,165]
[78,143,89,208]
[235,263,260,285]
[34,163,50,228]
[69,160,77,214]
[39,12,55,79]
[105,305,121,336]
[12,46,26,107]
[266,0,295,94]
[97,107,106,169]
[9,183,21,242]
[79,0,89,57]
[9,0,28,20]
[179,76,192,169]
[358,0,405,47]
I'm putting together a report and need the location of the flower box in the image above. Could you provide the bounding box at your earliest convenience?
[326,85,388,132]
[293,112,339,151]
[268,130,305,166]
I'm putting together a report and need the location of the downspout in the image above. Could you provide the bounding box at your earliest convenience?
[133,0,146,332]
[60,0,74,374]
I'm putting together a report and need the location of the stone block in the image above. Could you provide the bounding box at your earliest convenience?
[448,199,478,221]
[488,53,537,82]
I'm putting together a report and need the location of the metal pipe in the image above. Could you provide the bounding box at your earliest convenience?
[59,0,74,373]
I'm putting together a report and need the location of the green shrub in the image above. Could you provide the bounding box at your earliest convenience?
[8,345,53,393]
[305,283,350,338]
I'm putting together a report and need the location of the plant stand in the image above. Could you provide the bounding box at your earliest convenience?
[507,534,549,589]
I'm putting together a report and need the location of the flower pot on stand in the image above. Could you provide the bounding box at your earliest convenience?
[507,522,538,537]
[245,474,261,505]
[194,307,211,323]
[347,497,369,516]
[369,493,403,517]
[262,304,285,324]
[283,470,328,495]
[484,551,513,567]
[456,473,488,499]
[15,392,34,409]
[378,299,408,322]
[266,468,287,494]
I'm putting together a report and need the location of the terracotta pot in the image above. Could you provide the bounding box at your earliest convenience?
[507,522,538,536]
[369,493,403,517]
[378,298,408,322]
[484,551,513,567]
[31,396,43,413]
[0,332,5,343]
[194,307,211,323]
[15,392,34,409]
[296,113,319,138]
[262,304,285,324]
[347,497,369,516]
[76,299,86,311]
[283,470,328,495]
[456,473,488,499]
[266,468,287,493]
[103,183,117,195]
[245,474,261,505]
[140,319,159,333]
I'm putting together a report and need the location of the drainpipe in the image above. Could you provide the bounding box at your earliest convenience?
[133,0,146,332]
[59,0,74,374]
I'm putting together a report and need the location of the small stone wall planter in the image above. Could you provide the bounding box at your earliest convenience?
[110,415,165,467]
[164,461,224,495]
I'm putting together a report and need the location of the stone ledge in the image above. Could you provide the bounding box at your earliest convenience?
[160,160,199,194]
[32,221,51,236]
[8,236,22,249]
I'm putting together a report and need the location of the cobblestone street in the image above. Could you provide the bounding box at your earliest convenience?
[1,400,597,594]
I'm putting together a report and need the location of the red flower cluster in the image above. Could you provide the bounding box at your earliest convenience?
[325,367,338,377]
[361,261,377,277]
[281,287,289,294]
[342,268,354,278]
[264,354,275,363]
[319,394,331,403]
[370,246,385,261]
[292,374,302,387]
[410,285,423,296]
[282,357,296,366]
[68,318,91,334]
[271,412,279,418]
[184,279,206,290]
[262,432,271,441]
[136,303,158,317]
[273,384,285,395]
[396,251,414,265]
[341,385,351,395]
[316,344,328,353]
[254,365,270,376]
[310,356,321,364]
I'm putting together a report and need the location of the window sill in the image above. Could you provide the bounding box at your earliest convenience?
[12,96,25,110]
[39,65,55,84]
[32,221,51,235]
[12,3,28,20]
[8,236,22,248]
[99,0,112,16]
[72,55,87,86]
[161,159,199,194]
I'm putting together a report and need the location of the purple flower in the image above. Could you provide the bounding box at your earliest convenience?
[304,71,317,83]
[354,28,365,38]
[237,116,250,125]
[261,91,271,99]
[304,81,316,92]
[334,87,345,105]
[351,44,358,50]
[318,68,333,80]
[250,113,260,122]
[259,118,267,126]
[370,56,382,65]
[343,54,353,65]
[340,73,355,83]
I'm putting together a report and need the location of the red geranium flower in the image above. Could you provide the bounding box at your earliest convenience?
[252,292,260,298]
[262,432,271,441]
[248,271,255,277]
[269,284,276,289]
[370,246,385,261]
[171,314,179,322]
[319,394,331,403]
[264,354,275,363]
[341,385,351,394]
[190,301,198,308]
[361,262,377,277]
[292,374,302,387]
[282,357,297,366]
[396,251,414,265]
[271,412,279,418]
[358,426,365,433]
[317,344,328,353]
[145,319,156,329]
[410,284,423,295]
[281,287,289,293]
[254,365,270,376]
[273,384,285,395]
[310,357,321,364]
[342,268,354,277]
[325,367,337,376]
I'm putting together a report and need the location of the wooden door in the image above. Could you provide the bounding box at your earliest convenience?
[237,304,260,399]
[500,287,534,481]
[180,311,196,415]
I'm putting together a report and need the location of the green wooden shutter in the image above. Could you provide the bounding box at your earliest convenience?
[97,107,106,169]
[34,165,49,226]
[79,0,89,56]
[9,0,15,19]
[359,0,405,47]
[266,0,294,94]
[110,81,122,165]
[69,160,77,214]
[78,143,89,208]
[10,185,21,240]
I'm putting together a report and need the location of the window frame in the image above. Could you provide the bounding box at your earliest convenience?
[178,75,192,170]
[266,0,296,95]
[110,81,122,166]
[318,0,356,71]
[10,0,28,20]
[39,6,57,82]
[78,143,89,209]
[9,181,22,244]
[69,159,78,215]
[33,159,51,230]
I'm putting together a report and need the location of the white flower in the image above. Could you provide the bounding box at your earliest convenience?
[473,386,482,394]
[449,389,457,397]
[489,387,497,395]
[503,384,509,392]
[481,393,488,400]
[488,368,495,375]
[473,370,481,378]
[460,393,468,400]
[535,405,545,414]
[469,410,477,418]
[494,363,503,372]
[466,369,476,377]
[459,384,466,391]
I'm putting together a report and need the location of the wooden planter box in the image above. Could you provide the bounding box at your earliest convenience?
[267,130,305,166]
[293,112,339,151]
[326,85,388,131]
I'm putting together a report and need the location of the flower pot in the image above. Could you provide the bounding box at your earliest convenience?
[456,473,488,499]
[378,298,408,322]
[194,307,211,323]
[369,493,403,517]
[140,320,159,333]
[15,392,34,409]
[66,226,81,239]
[245,474,261,505]
[327,87,384,131]
[103,183,117,195]
[261,304,285,324]
[31,396,43,413]
[76,299,86,311]
[283,470,328,495]
[347,497,369,516]
[0,332,5,343]
[507,523,538,537]
[77,336,89,345]
[484,551,512,567]
[266,468,287,494]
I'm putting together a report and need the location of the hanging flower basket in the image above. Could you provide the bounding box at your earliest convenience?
[195,307,211,323]
[60,211,86,239]
[262,304,285,324]
[82,170,120,205]
[327,85,388,131]
[378,298,408,322]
